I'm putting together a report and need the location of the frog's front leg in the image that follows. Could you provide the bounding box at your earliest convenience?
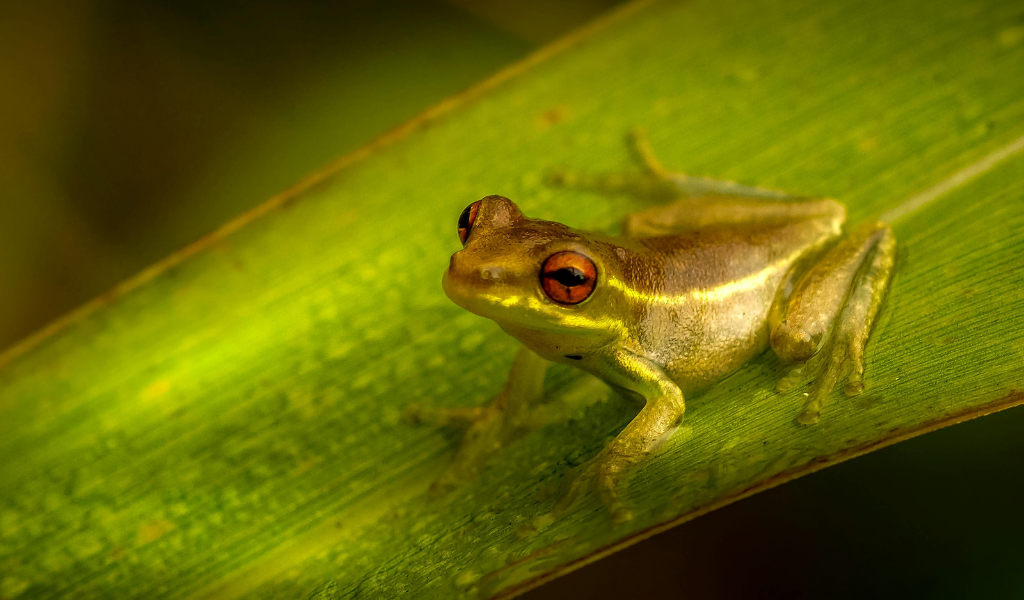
[771,221,897,424]
[405,346,550,495]
[552,350,685,523]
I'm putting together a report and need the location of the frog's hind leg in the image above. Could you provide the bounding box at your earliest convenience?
[624,130,855,236]
[770,221,897,424]
[549,128,793,203]
[550,129,845,237]
[623,193,846,237]
[630,128,795,200]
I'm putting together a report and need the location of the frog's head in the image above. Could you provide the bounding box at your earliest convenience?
[443,195,623,339]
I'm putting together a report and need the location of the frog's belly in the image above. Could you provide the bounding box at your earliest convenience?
[640,286,775,395]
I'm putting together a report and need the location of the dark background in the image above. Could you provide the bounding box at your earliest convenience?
[2,1,1022,597]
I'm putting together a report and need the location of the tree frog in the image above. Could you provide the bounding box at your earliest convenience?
[407,131,896,523]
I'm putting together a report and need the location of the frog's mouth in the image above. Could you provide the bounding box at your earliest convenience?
[441,266,474,311]
[441,262,504,316]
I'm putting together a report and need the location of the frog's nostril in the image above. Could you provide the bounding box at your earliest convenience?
[480,267,502,281]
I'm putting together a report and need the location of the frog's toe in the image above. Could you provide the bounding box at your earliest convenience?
[549,454,634,522]
[546,461,599,520]
[594,461,633,522]
[611,506,635,523]
[790,335,862,423]
[844,363,865,396]
[428,476,458,498]
[776,364,805,392]
[519,512,554,537]
[552,467,590,517]
[530,467,633,526]
[403,403,488,429]
[797,404,821,425]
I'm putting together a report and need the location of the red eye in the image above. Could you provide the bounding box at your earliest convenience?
[458,201,481,245]
[541,251,597,305]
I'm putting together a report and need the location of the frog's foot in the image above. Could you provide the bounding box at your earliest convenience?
[403,403,486,428]
[403,403,488,428]
[437,406,508,496]
[535,450,633,528]
[787,335,856,426]
[545,129,681,200]
[771,221,897,424]
[405,401,511,496]
[404,347,553,496]
[413,399,572,496]
[549,128,793,204]
[547,165,679,200]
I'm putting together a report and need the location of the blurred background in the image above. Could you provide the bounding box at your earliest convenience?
[2,0,1022,597]
[0,0,625,351]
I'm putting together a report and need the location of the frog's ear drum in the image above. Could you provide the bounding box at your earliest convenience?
[458,200,481,245]
[541,251,597,305]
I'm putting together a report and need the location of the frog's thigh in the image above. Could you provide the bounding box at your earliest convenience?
[770,221,896,423]
[625,195,845,237]
[771,221,893,360]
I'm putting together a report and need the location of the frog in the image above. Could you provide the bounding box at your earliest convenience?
[406,130,896,523]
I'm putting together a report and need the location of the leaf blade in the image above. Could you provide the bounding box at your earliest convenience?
[2,0,1024,598]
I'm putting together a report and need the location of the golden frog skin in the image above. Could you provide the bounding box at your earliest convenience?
[407,132,896,523]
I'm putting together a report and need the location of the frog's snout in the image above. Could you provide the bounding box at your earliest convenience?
[443,252,515,318]
[446,252,506,287]
[446,252,474,280]
[444,251,489,297]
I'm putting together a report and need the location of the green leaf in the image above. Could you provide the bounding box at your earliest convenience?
[2,0,1023,598]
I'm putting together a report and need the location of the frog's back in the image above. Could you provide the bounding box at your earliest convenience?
[622,221,833,394]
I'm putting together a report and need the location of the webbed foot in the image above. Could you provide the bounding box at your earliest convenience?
[404,347,552,495]
[404,402,509,495]
[527,450,634,533]
[789,325,871,425]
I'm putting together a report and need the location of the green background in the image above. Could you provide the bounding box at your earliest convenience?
[2,0,1023,598]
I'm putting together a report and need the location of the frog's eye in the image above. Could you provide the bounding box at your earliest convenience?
[458,201,481,245]
[541,251,597,305]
